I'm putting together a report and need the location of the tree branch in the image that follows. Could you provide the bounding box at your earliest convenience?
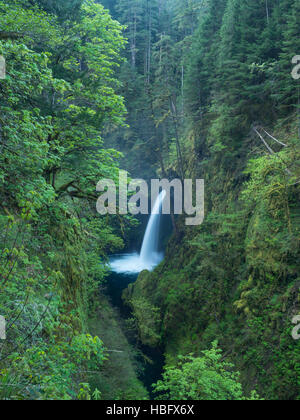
[253,128,275,155]
[260,127,287,147]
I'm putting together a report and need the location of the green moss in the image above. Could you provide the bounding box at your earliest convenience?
[88,295,149,400]
[123,123,300,400]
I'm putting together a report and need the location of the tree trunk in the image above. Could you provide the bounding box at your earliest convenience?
[265,0,269,24]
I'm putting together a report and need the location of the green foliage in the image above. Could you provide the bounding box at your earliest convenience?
[117,0,300,401]
[129,297,161,347]
[34,0,84,21]
[88,296,149,400]
[0,0,130,400]
[3,334,105,400]
[153,342,259,400]
[1,0,300,402]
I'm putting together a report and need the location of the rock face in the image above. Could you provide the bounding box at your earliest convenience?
[123,161,300,400]
[89,294,149,400]
[123,270,162,348]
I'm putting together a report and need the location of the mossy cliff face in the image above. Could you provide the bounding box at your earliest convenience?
[89,295,149,400]
[124,124,300,400]
[123,271,162,348]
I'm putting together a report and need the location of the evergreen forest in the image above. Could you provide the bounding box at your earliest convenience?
[0,0,299,401]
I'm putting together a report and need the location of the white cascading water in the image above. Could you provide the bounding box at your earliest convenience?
[110,190,166,274]
[140,190,166,265]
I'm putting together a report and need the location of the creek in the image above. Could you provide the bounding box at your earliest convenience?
[105,191,171,395]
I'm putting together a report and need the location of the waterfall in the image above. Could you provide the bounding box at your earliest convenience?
[110,190,166,274]
[140,190,166,266]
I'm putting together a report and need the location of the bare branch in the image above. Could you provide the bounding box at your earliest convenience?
[253,128,275,155]
[253,128,293,176]
[261,128,287,147]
